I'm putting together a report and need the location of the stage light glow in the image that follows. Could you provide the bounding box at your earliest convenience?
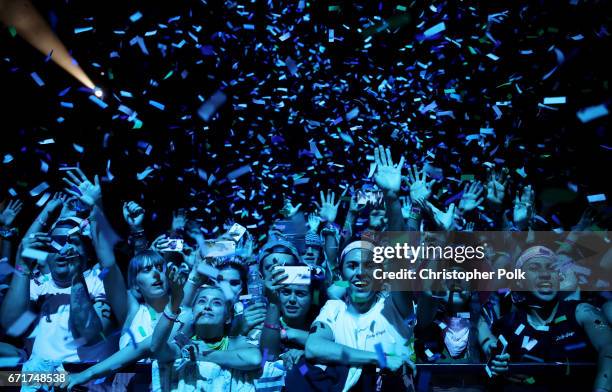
[0,0,97,89]
[94,87,103,98]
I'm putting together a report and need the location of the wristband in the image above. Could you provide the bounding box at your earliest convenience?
[264,323,281,331]
[37,218,49,227]
[280,328,288,341]
[14,264,32,278]
[163,305,180,322]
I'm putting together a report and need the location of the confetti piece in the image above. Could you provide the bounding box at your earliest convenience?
[36,192,51,207]
[149,100,165,110]
[587,194,606,203]
[521,336,538,351]
[197,91,227,121]
[74,26,93,34]
[6,311,37,336]
[423,22,446,37]
[577,104,608,123]
[299,364,308,375]
[514,324,525,336]
[564,342,587,351]
[543,97,566,105]
[130,11,143,22]
[89,95,108,109]
[374,343,387,368]
[29,182,49,197]
[227,165,251,180]
[554,315,567,324]
[30,72,45,86]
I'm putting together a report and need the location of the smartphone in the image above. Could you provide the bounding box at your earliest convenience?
[203,240,236,257]
[165,239,184,252]
[227,223,247,242]
[274,265,311,285]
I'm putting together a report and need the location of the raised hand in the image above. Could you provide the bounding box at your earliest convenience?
[43,192,67,214]
[167,262,190,306]
[122,201,145,231]
[279,196,302,218]
[374,145,404,195]
[307,213,322,232]
[348,192,364,214]
[0,199,23,227]
[16,232,51,272]
[427,201,457,231]
[485,167,509,206]
[459,182,485,212]
[62,168,102,207]
[171,209,187,231]
[399,196,412,220]
[513,184,535,229]
[406,165,435,206]
[314,189,344,223]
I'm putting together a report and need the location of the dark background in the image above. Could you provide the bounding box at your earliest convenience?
[1,0,610,240]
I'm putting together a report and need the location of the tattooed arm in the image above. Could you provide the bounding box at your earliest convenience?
[69,273,109,344]
[576,303,612,392]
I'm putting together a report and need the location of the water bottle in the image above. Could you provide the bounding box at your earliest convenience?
[247,264,264,304]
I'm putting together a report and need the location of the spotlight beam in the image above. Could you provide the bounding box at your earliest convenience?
[0,0,96,89]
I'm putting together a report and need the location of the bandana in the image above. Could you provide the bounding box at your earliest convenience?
[443,317,470,358]
[515,246,555,270]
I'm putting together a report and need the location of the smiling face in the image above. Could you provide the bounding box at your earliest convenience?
[519,257,560,302]
[342,248,375,304]
[193,287,230,327]
[279,284,311,322]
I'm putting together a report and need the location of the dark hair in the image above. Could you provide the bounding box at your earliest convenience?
[127,250,166,291]
[216,259,248,295]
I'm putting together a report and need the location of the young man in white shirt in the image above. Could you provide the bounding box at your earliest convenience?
[305,240,416,392]
[0,219,112,391]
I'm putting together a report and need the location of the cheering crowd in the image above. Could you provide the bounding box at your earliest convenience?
[0,145,609,392]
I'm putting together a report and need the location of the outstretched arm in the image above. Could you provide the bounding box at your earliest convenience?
[576,303,612,392]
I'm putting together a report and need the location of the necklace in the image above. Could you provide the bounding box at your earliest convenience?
[192,335,229,351]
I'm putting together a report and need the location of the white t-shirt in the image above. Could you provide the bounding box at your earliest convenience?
[27,269,106,363]
[121,303,163,392]
[313,296,416,391]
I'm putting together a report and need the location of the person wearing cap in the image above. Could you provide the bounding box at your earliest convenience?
[303,240,416,391]
[487,246,612,391]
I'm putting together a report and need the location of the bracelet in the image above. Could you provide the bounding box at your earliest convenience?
[163,305,180,322]
[264,323,281,331]
[280,328,288,341]
[37,218,48,227]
